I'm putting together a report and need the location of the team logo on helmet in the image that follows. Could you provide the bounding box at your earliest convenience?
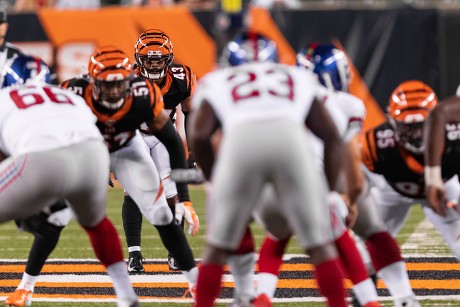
[387,80,438,154]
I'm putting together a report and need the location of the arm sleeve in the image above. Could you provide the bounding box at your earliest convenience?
[154,120,190,201]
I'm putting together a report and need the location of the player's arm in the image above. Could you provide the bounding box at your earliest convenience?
[145,82,190,202]
[344,134,365,204]
[424,95,460,215]
[188,99,220,181]
[306,97,345,190]
[424,95,460,167]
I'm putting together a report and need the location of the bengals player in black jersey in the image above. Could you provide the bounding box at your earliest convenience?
[61,46,199,293]
[362,80,460,261]
[122,29,199,273]
[423,93,460,259]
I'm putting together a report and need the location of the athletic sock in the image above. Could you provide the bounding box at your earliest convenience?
[106,261,138,302]
[17,273,38,292]
[83,217,123,267]
[314,258,347,307]
[195,263,224,307]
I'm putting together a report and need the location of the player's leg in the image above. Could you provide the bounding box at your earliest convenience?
[252,184,293,303]
[275,121,347,307]
[329,194,381,307]
[122,192,145,273]
[63,140,138,306]
[423,204,460,259]
[148,140,184,270]
[196,123,267,307]
[354,180,418,307]
[4,202,70,307]
[226,226,257,307]
[112,133,197,290]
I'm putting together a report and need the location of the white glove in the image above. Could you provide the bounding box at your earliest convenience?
[175,201,200,236]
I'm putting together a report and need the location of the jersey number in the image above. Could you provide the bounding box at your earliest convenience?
[171,67,185,80]
[228,68,294,103]
[10,85,74,109]
[376,129,395,148]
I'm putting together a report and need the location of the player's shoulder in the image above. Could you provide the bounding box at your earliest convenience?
[60,76,90,89]
[333,91,366,115]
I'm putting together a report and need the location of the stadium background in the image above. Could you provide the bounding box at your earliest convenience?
[1,3,460,306]
[6,4,460,129]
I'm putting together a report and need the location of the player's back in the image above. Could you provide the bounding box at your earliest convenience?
[194,62,321,132]
[0,81,102,156]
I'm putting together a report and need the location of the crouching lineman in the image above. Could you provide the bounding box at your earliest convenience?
[0,54,139,307]
[60,46,199,295]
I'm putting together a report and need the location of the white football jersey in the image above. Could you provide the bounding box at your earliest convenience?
[324,90,366,141]
[309,88,366,168]
[0,81,102,156]
[192,62,325,132]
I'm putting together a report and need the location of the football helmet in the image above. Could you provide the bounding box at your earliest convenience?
[88,46,133,110]
[387,80,438,154]
[134,29,174,81]
[1,54,51,88]
[296,42,350,92]
[220,31,278,67]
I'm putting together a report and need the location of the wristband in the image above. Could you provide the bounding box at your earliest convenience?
[425,166,444,189]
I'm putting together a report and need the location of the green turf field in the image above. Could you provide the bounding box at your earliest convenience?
[0,186,458,306]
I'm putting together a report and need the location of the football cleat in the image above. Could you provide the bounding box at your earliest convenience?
[167,254,180,271]
[117,300,140,307]
[127,254,145,273]
[252,293,272,307]
[4,289,33,306]
[363,302,382,307]
[227,296,255,307]
[182,285,197,300]
[394,296,421,307]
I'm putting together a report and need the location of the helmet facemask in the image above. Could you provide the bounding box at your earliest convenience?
[388,115,426,154]
[134,29,174,81]
[91,76,132,110]
[88,46,133,111]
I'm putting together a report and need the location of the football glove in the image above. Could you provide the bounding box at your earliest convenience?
[175,201,200,236]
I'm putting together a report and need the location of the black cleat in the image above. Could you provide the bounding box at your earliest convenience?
[167,254,180,270]
[127,254,145,273]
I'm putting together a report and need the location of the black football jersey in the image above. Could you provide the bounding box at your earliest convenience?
[136,63,196,121]
[362,122,460,198]
[60,77,164,152]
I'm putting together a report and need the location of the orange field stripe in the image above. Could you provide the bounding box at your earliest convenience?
[2,262,459,273]
[1,279,459,290]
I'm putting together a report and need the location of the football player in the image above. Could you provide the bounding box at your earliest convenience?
[61,46,198,295]
[0,54,139,307]
[362,80,460,260]
[254,43,420,307]
[190,31,350,307]
[121,29,199,273]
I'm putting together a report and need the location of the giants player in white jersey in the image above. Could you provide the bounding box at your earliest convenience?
[251,43,419,307]
[189,32,350,307]
[252,42,382,307]
[0,55,139,307]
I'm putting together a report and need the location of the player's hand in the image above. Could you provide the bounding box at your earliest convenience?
[345,202,358,228]
[426,185,447,217]
[175,201,200,236]
[187,151,197,169]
